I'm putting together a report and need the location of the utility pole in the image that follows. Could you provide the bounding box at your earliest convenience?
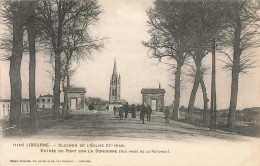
[210,38,217,131]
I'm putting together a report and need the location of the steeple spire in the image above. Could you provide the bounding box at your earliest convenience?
[113,58,117,75]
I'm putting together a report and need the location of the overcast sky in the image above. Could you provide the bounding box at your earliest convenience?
[0,0,260,109]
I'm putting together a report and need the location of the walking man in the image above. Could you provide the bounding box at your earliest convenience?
[147,104,152,121]
[136,104,140,112]
[124,103,129,118]
[140,104,146,124]
[131,104,136,118]
[119,107,123,120]
[164,106,170,124]
[113,106,117,115]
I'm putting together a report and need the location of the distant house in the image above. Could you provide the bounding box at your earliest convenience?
[0,99,10,119]
[38,94,54,109]
[0,94,54,119]
[242,107,260,123]
[21,99,30,113]
[0,98,30,119]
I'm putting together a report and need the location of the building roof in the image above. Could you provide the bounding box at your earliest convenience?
[0,99,10,102]
[40,94,53,97]
[141,88,166,94]
[0,99,30,102]
[68,87,86,93]
[22,99,29,102]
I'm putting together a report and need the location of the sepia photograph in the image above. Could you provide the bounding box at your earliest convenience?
[0,0,260,165]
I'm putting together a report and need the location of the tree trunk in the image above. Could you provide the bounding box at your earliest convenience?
[172,63,182,120]
[62,79,66,118]
[64,87,69,118]
[227,7,241,130]
[187,68,200,121]
[187,53,202,121]
[62,55,70,119]
[65,56,70,118]
[187,41,203,122]
[228,71,239,129]
[200,77,209,125]
[228,8,241,130]
[9,3,25,133]
[53,2,63,119]
[53,51,61,119]
[27,1,38,133]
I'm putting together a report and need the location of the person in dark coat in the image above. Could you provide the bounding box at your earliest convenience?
[131,104,136,118]
[164,107,170,124]
[124,103,129,118]
[119,107,123,120]
[106,105,109,111]
[147,104,152,121]
[136,104,140,112]
[140,104,146,124]
[113,106,117,115]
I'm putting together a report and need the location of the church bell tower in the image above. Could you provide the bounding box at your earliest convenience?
[109,59,120,102]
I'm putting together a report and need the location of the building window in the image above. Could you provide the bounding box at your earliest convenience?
[3,104,5,108]
[52,99,54,102]
[42,99,45,102]
[112,89,114,96]
[47,99,50,102]
[43,104,45,108]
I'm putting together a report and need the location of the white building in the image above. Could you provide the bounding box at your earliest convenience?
[21,99,30,113]
[0,99,10,119]
[0,99,31,119]
[37,94,54,109]
[0,94,54,119]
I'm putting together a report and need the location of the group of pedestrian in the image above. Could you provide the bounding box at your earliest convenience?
[113,102,137,120]
[139,104,152,124]
[113,103,171,125]
[114,103,153,124]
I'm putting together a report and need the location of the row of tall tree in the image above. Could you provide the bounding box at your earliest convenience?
[144,0,260,130]
[1,0,103,134]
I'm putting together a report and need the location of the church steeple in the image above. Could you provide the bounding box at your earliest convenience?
[113,58,117,75]
[109,58,120,103]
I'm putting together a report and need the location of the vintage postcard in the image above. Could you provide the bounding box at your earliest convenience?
[0,0,260,165]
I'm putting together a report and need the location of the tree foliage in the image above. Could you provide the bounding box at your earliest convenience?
[143,1,193,119]
[225,0,260,129]
[35,0,102,119]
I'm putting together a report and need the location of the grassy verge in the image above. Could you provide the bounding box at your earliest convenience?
[0,109,63,137]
